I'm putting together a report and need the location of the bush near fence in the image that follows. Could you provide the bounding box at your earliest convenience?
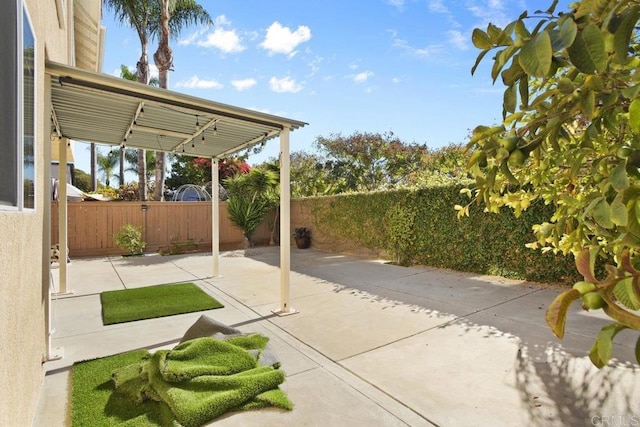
[291,186,580,284]
[51,201,274,257]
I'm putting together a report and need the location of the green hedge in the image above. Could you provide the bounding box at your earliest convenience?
[305,186,580,284]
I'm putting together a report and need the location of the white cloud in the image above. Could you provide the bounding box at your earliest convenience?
[178,29,206,46]
[467,0,511,28]
[392,36,442,57]
[231,78,257,91]
[353,71,373,84]
[269,76,303,93]
[198,28,245,53]
[447,30,469,50]
[392,77,401,84]
[386,0,404,10]
[175,75,223,89]
[260,22,312,56]
[214,15,232,27]
[180,15,245,53]
[428,0,449,13]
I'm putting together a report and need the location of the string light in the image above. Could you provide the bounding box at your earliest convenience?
[195,115,200,129]
[139,106,145,118]
[202,132,205,142]
[213,124,217,135]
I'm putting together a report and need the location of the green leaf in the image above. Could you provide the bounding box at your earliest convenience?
[550,18,578,51]
[576,247,599,283]
[519,31,553,77]
[557,77,575,94]
[610,198,628,226]
[515,19,529,41]
[503,84,517,114]
[472,28,493,49]
[614,277,640,310]
[575,0,612,20]
[546,0,559,14]
[519,78,529,107]
[593,198,615,229]
[621,83,640,100]
[581,90,595,119]
[546,289,581,338]
[567,24,607,74]
[501,60,523,86]
[611,164,630,192]
[589,323,628,368]
[471,49,491,76]
[612,6,640,64]
[630,98,640,134]
[487,23,502,42]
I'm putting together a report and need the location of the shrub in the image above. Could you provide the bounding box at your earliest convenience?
[114,224,146,255]
[305,186,579,283]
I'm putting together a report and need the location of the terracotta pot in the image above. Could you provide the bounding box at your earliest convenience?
[295,236,311,249]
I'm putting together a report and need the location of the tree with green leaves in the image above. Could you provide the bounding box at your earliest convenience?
[105,0,211,200]
[289,151,349,197]
[153,0,212,201]
[96,149,120,188]
[73,168,92,192]
[165,156,250,190]
[407,143,473,188]
[464,0,640,367]
[105,0,155,200]
[315,131,429,192]
[224,168,279,246]
[124,147,155,191]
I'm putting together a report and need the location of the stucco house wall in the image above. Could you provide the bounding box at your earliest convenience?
[0,1,99,424]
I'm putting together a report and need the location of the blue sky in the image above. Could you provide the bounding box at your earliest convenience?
[75,0,570,174]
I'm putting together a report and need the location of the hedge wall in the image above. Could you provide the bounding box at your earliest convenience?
[303,186,580,284]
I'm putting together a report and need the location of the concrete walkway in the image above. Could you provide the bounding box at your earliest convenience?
[35,247,640,426]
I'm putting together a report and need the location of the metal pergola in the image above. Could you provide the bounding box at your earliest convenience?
[45,61,306,332]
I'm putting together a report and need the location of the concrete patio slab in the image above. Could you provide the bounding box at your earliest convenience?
[36,247,640,426]
[253,287,458,361]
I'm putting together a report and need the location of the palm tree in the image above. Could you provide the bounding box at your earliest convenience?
[96,149,120,187]
[106,0,156,200]
[153,0,212,200]
[124,148,156,192]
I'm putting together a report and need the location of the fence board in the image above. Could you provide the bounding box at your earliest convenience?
[51,201,271,257]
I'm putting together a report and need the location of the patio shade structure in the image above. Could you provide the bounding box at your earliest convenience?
[45,60,306,316]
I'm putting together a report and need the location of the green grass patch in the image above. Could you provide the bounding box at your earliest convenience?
[71,349,167,426]
[71,338,292,426]
[101,283,223,325]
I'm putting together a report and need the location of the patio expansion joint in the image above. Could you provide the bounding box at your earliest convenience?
[197,278,436,425]
[107,256,128,289]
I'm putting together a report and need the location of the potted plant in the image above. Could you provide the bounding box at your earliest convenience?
[293,227,311,249]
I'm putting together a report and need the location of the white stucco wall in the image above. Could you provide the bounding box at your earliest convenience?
[0,0,73,424]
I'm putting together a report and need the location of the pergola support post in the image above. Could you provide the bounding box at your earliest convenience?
[55,137,70,295]
[274,127,296,316]
[212,158,220,277]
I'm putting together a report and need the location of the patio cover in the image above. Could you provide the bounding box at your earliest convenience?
[45,60,306,318]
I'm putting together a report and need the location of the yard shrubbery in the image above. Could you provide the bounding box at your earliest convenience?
[305,186,579,284]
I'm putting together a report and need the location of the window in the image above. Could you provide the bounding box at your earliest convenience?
[23,6,35,209]
[0,0,36,211]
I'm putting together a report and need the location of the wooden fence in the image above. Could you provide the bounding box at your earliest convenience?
[51,201,274,257]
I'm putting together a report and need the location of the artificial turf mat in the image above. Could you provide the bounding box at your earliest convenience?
[71,337,292,426]
[71,349,162,426]
[101,283,223,325]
